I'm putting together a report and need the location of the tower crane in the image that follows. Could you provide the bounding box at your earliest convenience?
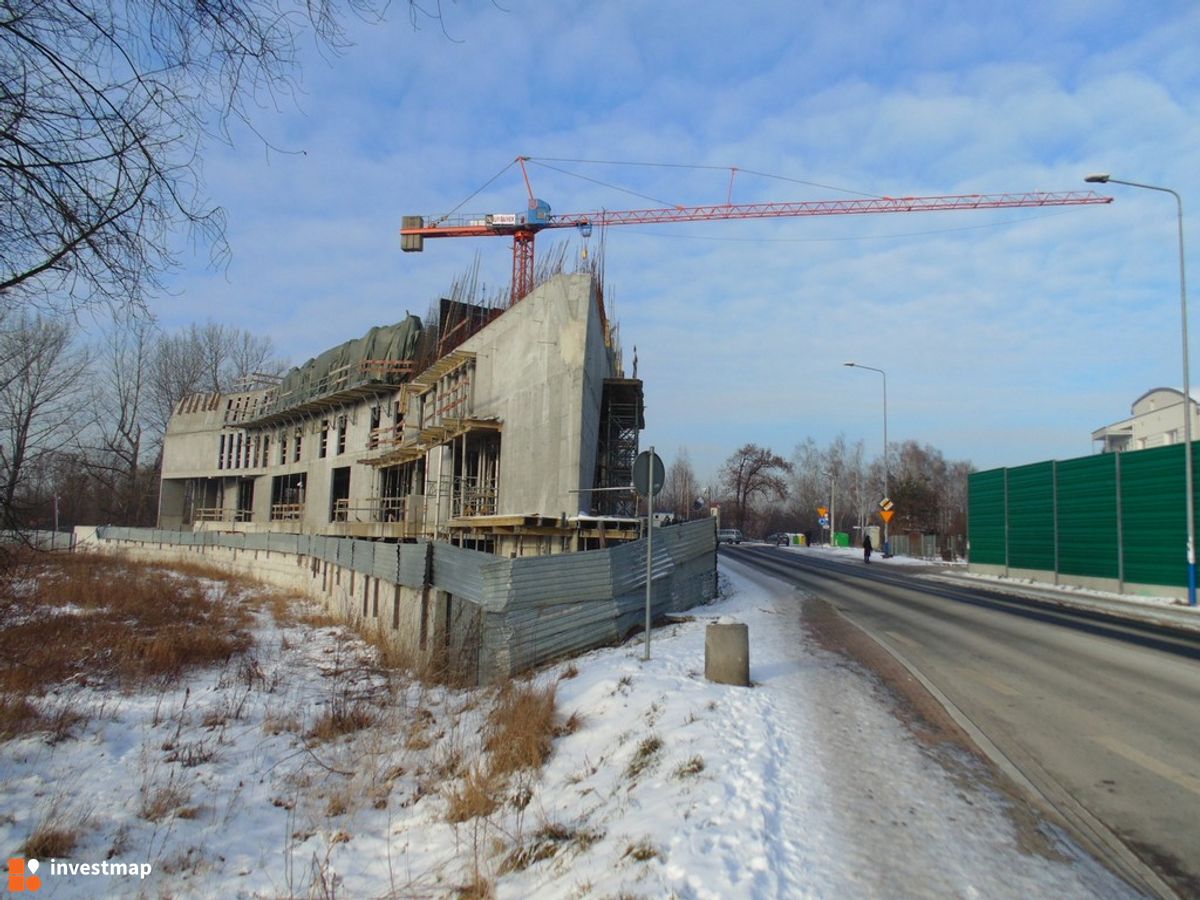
[400,157,1113,303]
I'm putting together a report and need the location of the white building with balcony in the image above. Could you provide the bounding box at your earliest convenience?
[1091,387,1200,453]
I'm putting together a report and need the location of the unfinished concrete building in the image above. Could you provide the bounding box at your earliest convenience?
[158,274,645,555]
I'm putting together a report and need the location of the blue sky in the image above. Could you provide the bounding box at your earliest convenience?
[157,1,1200,484]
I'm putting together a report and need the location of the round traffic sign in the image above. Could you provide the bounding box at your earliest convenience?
[633,450,665,497]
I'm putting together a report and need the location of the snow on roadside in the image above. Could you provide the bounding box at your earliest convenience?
[0,564,1135,898]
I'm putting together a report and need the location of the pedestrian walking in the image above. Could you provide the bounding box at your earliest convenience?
[863,534,872,564]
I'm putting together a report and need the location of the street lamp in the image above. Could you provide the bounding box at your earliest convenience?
[844,361,890,555]
[1086,173,1195,607]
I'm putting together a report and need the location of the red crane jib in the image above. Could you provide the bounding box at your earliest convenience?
[400,190,1113,302]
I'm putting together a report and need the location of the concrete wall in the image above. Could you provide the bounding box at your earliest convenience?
[462,273,609,516]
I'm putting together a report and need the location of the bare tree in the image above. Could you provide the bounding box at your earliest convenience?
[0,0,443,314]
[146,321,286,446]
[661,447,700,521]
[0,314,90,528]
[80,316,157,524]
[719,444,792,534]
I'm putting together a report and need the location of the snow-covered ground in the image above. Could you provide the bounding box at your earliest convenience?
[1,561,1140,898]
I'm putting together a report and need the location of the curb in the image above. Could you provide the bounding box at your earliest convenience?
[920,572,1200,636]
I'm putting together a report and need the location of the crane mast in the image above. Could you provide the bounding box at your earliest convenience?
[400,160,1113,303]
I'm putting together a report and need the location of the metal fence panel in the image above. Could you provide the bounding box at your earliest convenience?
[398,542,428,588]
[371,543,399,582]
[432,542,489,602]
[967,469,1007,565]
[1121,444,1188,587]
[506,551,615,606]
[1007,461,1055,571]
[1056,454,1119,579]
[243,533,270,552]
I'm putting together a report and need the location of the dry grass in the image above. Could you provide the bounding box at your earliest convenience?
[306,693,376,742]
[623,839,660,862]
[0,554,254,700]
[0,694,40,739]
[673,755,705,778]
[499,821,604,874]
[138,776,194,822]
[361,624,420,671]
[625,735,663,780]
[554,710,583,738]
[22,798,87,859]
[257,589,335,630]
[24,824,79,858]
[456,873,495,899]
[446,765,505,823]
[485,681,557,776]
[263,711,303,736]
[444,681,562,826]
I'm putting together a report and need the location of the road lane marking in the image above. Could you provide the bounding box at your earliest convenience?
[1094,735,1200,797]
[884,630,920,650]
[967,670,1021,697]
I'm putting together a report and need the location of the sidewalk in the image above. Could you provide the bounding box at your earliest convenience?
[492,558,1138,898]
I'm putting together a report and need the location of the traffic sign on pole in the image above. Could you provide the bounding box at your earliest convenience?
[633,450,665,497]
[880,509,895,524]
[879,497,894,511]
[817,506,829,517]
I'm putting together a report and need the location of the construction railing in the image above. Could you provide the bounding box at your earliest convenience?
[269,503,305,521]
[331,496,408,523]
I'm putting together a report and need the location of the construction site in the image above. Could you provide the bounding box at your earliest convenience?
[158,160,1115,561]
[158,269,646,557]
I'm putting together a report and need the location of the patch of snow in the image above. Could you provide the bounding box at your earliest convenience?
[0,566,1133,898]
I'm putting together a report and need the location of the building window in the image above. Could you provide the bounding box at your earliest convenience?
[369,406,381,448]
[294,428,303,461]
[218,434,226,469]
[337,416,347,455]
[280,432,288,464]
[319,420,329,458]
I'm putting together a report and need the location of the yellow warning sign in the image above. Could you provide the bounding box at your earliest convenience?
[817,506,828,517]
[880,509,895,523]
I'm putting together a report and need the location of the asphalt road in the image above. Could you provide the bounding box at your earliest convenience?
[723,544,1200,900]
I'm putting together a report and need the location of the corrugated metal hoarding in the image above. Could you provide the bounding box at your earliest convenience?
[92,518,718,681]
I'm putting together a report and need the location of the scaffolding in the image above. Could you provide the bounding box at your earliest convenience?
[592,378,643,517]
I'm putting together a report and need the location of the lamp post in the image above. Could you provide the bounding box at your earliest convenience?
[1086,173,1195,607]
[844,361,889,555]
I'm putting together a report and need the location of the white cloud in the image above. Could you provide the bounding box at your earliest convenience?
[139,1,1200,483]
